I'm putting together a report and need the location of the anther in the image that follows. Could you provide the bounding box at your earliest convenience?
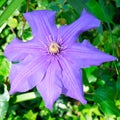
[49,42,60,54]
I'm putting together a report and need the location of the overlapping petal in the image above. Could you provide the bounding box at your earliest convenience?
[36,59,62,110]
[65,40,117,68]
[4,38,46,62]
[59,56,87,104]
[24,10,58,44]
[9,55,50,94]
[58,9,100,45]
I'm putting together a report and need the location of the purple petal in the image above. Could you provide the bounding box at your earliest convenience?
[9,55,50,94]
[24,10,58,44]
[36,59,62,110]
[58,9,100,45]
[65,40,117,68]
[59,56,87,104]
[4,38,46,62]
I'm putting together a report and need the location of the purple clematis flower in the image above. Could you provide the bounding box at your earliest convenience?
[4,9,116,110]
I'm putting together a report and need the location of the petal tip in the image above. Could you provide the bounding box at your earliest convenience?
[81,9,100,28]
[9,90,15,95]
[107,55,117,62]
[81,99,87,105]
[46,103,53,111]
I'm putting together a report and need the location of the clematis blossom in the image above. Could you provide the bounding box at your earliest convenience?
[4,9,117,110]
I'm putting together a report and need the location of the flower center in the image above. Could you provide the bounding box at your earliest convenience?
[49,42,60,54]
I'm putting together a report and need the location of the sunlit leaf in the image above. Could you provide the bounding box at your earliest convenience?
[13,92,40,103]
[22,29,33,41]
[0,0,24,26]
[0,0,7,8]
[84,66,98,83]
[0,84,10,120]
[23,110,37,120]
[7,17,18,29]
[0,55,10,78]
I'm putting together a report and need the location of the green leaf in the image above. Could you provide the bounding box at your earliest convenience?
[86,0,105,21]
[23,110,37,120]
[0,0,7,8]
[0,84,10,120]
[116,75,120,98]
[7,17,18,29]
[116,0,120,7]
[82,69,89,86]
[0,0,24,27]
[0,55,10,78]
[94,86,120,116]
[13,92,40,103]
[99,0,115,56]
[22,29,33,41]
[98,0,115,23]
[67,0,88,14]
[84,66,98,83]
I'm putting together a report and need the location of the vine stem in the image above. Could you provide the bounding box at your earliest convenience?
[20,0,30,38]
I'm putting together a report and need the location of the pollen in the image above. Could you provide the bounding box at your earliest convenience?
[49,42,60,54]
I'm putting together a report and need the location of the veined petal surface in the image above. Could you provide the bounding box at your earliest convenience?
[58,9,100,46]
[36,59,62,110]
[4,38,46,62]
[59,56,87,104]
[65,40,117,68]
[24,10,58,44]
[9,55,50,94]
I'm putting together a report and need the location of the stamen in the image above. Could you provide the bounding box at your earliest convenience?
[57,35,63,44]
[46,35,55,44]
[49,42,60,54]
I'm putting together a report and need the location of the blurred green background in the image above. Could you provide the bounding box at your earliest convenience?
[0,0,120,120]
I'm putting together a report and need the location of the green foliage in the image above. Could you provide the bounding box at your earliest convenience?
[0,84,10,120]
[0,0,24,27]
[84,66,98,83]
[67,0,88,14]
[86,0,106,21]
[116,0,120,7]
[0,0,120,119]
[0,0,7,8]
[0,55,10,78]
[7,17,18,29]
[13,92,40,103]
[94,86,120,116]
